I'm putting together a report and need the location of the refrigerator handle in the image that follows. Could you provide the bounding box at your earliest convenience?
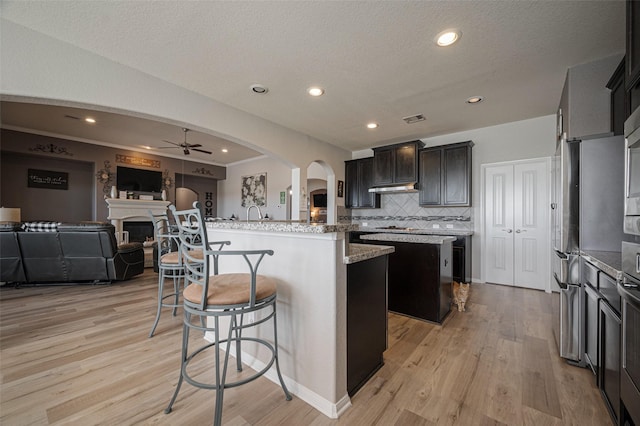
[554,249,568,259]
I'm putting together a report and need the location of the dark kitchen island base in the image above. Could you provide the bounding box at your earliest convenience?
[362,235,453,324]
[346,251,389,396]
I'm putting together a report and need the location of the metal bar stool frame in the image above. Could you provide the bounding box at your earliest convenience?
[148,210,185,338]
[165,202,291,425]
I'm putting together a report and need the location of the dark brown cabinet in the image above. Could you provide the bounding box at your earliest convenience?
[627,0,640,93]
[419,141,473,207]
[345,158,380,209]
[452,236,471,283]
[365,239,452,324]
[599,298,621,424]
[607,58,627,135]
[373,141,423,185]
[347,254,388,396]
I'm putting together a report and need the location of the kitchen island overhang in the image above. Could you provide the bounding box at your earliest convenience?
[204,221,392,419]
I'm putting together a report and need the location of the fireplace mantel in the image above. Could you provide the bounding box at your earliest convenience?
[106,198,171,236]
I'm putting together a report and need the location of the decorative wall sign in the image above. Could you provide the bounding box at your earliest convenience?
[28,169,69,190]
[241,172,267,207]
[115,154,161,168]
[192,167,215,176]
[29,143,73,156]
[337,180,344,198]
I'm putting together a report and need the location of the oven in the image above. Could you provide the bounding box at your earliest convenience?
[624,107,640,236]
[619,241,640,425]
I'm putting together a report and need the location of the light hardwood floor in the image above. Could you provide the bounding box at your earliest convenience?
[1,270,612,425]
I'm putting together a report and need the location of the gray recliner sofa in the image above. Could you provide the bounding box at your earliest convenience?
[0,221,144,284]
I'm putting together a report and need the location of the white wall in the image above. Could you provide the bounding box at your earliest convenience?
[421,114,557,282]
[218,156,292,220]
[0,20,351,209]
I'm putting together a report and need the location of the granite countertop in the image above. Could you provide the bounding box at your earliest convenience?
[581,250,623,281]
[361,233,457,244]
[344,243,395,264]
[357,227,473,236]
[206,221,358,234]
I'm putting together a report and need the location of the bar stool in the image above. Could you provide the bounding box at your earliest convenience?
[148,210,187,338]
[164,202,291,425]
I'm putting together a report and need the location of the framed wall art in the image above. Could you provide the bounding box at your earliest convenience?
[241,172,267,207]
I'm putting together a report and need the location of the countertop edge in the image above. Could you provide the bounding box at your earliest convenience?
[581,250,623,281]
[344,243,395,264]
[361,233,457,245]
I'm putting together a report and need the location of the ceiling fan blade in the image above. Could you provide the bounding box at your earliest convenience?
[187,143,203,148]
[153,146,180,149]
[192,148,212,155]
[161,139,181,147]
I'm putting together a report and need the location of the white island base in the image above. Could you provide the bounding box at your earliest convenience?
[205,222,381,419]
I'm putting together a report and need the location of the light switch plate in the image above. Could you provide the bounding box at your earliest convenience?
[446,224,454,229]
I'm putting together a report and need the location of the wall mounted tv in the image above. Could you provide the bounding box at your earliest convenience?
[116,166,162,193]
[313,193,327,208]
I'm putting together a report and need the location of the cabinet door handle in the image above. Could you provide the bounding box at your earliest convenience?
[502,229,513,233]
[515,229,527,233]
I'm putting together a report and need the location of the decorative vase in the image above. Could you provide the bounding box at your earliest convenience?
[161,189,167,201]
[110,185,117,199]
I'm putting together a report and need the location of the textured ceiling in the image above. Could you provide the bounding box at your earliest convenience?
[0,1,625,162]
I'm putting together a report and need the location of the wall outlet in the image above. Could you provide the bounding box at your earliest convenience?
[432,224,440,229]
[446,224,454,229]
[362,222,368,227]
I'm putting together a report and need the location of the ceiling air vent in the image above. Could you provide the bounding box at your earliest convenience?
[64,114,80,120]
[402,114,425,124]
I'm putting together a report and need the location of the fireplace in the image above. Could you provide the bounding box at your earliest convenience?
[123,221,154,243]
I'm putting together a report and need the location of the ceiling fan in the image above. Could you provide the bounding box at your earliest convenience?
[157,128,212,155]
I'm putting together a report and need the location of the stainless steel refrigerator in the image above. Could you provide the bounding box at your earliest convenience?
[551,133,625,363]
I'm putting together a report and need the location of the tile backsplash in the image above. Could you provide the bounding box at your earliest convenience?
[339,192,473,232]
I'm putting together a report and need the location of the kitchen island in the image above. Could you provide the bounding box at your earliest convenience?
[362,233,455,324]
[205,221,392,419]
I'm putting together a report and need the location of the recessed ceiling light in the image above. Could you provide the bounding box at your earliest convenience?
[308,87,324,97]
[222,148,228,153]
[466,96,484,104]
[435,29,461,47]
[367,122,379,129]
[85,117,96,124]
[250,84,269,94]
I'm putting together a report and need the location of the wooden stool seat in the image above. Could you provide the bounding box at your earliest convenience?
[183,273,277,306]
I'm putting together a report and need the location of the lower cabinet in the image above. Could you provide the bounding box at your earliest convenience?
[346,254,388,396]
[599,299,621,424]
[366,239,452,324]
[584,282,600,377]
[452,236,471,283]
[620,287,640,426]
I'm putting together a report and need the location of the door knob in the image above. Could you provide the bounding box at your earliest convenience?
[502,229,513,233]
[515,229,527,233]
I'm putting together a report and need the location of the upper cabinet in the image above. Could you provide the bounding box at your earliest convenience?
[627,0,640,116]
[559,54,623,139]
[419,141,473,207]
[345,157,380,209]
[373,140,424,185]
[607,58,627,135]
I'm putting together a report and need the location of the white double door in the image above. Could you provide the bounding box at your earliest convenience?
[483,158,550,291]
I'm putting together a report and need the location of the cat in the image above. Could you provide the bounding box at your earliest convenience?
[452,281,470,312]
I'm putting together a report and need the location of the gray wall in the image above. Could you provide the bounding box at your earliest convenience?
[1,129,226,222]
[1,151,94,222]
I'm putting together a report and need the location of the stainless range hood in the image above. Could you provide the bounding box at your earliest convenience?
[368,182,418,193]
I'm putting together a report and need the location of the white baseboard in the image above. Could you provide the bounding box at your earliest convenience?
[203,333,351,419]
